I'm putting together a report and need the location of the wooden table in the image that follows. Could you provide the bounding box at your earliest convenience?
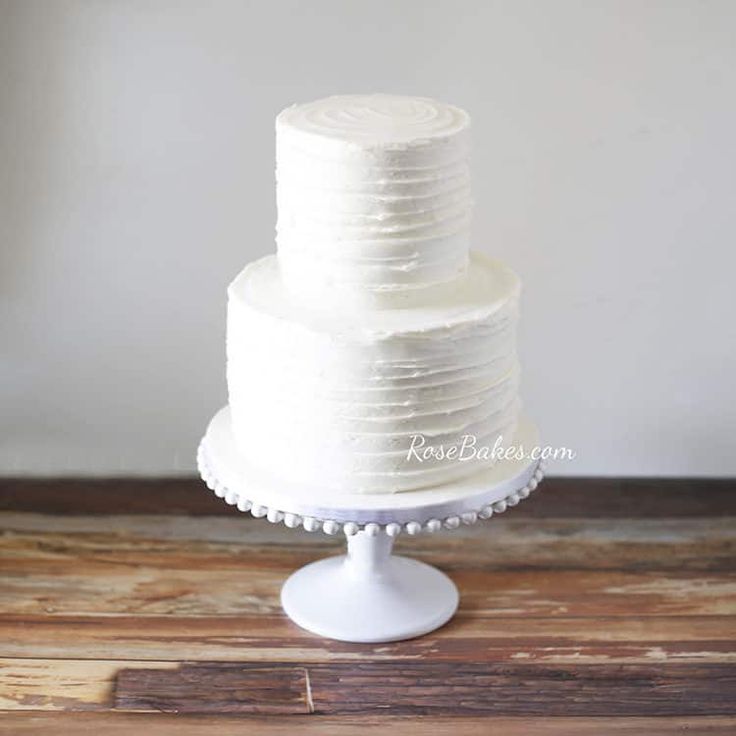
[1,477,734,734]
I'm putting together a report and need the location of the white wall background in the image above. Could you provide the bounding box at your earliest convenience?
[1,0,734,477]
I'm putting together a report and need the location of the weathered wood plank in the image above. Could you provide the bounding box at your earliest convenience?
[2,614,735,664]
[1,477,734,517]
[1,614,734,663]
[1,511,734,664]
[2,513,733,618]
[4,511,735,571]
[2,559,734,618]
[2,513,735,575]
[0,479,733,724]
[115,664,311,714]
[3,658,734,717]
[0,659,177,711]
[3,713,736,736]
[113,661,736,716]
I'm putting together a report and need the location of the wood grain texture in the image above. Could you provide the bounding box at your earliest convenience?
[0,477,734,732]
[2,614,734,664]
[0,659,177,712]
[3,713,736,736]
[117,663,312,715]
[113,661,736,716]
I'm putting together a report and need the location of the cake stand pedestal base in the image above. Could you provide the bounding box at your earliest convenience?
[281,531,458,643]
[198,406,544,643]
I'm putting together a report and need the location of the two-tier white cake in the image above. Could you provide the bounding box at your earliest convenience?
[226,94,521,494]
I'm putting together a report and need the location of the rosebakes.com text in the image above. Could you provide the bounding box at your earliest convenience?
[407,434,575,463]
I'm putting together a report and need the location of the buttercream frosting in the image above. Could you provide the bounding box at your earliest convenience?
[226,94,522,494]
[276,94,472,299]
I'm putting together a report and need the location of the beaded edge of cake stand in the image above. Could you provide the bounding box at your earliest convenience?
[197,441,545,537]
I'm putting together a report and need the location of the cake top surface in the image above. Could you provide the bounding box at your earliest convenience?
[276,94,470,148]
[229,252,519,338]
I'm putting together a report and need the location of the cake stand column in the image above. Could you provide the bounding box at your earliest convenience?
[280,529,459,643]
[344,529,394,579]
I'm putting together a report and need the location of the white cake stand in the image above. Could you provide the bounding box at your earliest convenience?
[198,407,545,643]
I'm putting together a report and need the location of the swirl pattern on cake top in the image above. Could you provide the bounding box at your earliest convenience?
[276,94,469,146]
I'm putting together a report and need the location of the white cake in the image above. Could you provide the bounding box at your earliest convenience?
[227,95,521,494]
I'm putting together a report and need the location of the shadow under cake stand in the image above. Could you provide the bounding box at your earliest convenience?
[198,407,544,643]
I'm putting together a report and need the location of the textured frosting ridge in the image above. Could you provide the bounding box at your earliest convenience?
[228,252,521,493]
[226,95,522,494]
[276,94,472,298]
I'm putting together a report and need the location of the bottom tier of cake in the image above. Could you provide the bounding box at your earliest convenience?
[226,251,521,494]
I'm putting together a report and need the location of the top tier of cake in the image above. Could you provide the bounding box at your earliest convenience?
[276,94,472,301]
